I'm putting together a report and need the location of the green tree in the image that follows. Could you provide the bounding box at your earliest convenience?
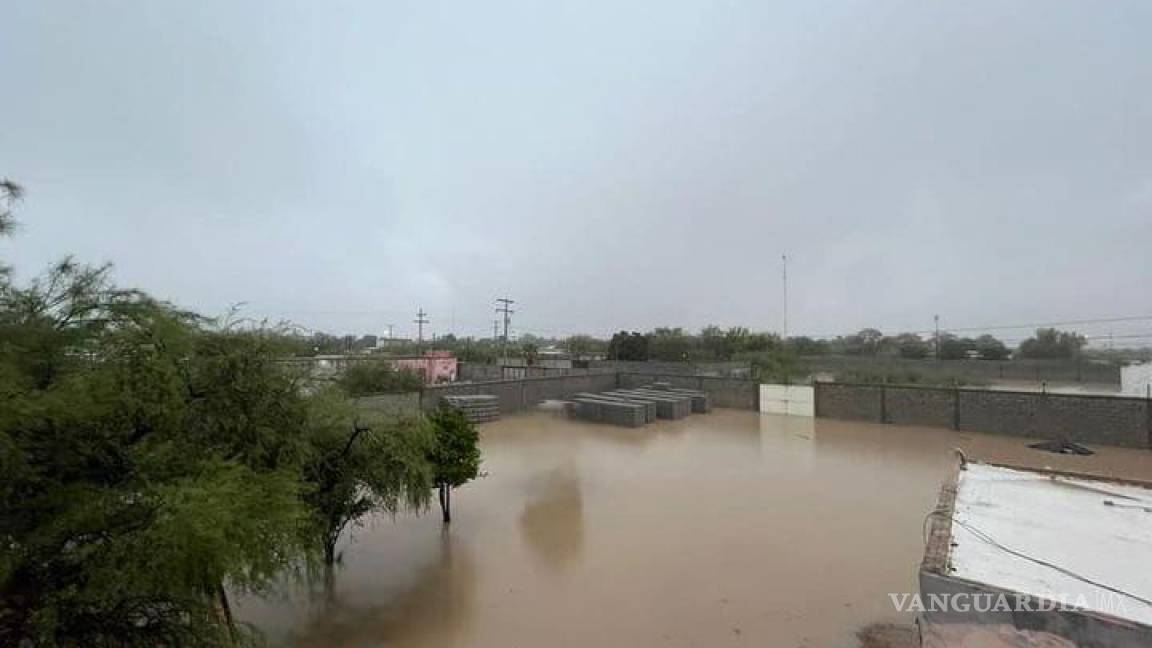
[0,179,22,278]
[337,359,423,395]
[301,389,432,580]
[974,334,1010,360]
[0,261,313,645]
[608,331,648,361]
[647,327,692,361]
[562,334,606,359]
[937,333,975,360]
[890,332,930,359]
[426,405,482,524]
[1018,328,1086,359]
[786,336,829,356]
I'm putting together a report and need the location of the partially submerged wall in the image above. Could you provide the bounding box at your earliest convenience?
[421,373,620,414]
[804,356,1121,385]
[591,360,753,378]
[815,383,1152,448]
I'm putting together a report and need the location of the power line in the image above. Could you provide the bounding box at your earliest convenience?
[414,308,429,347]
[496,298,515,358]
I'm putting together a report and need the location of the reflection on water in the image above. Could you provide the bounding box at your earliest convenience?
[519,465,584,571]
[237,409,1152,648]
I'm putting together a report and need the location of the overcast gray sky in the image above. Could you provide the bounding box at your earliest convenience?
[2,0,1150,342]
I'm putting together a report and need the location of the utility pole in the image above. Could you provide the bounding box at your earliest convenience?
[782,254,789,339]
[493,319,500,341]
[386,323,394,340]
[414,309,429,349]
[496,298,515,361]
[934,314,940,361]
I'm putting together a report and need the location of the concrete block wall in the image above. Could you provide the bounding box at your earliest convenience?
[813,383,883,421]
[814,382,1152,449]
[592,361,753,378]
[803,356,1121,385]
[422,373,619,414]
[884,386,956,429]
[959,390,1150,448]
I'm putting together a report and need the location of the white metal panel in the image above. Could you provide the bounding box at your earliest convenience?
[759,384,814,417]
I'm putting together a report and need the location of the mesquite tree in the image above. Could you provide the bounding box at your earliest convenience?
[427,405,482,524]
[301,389,433,581]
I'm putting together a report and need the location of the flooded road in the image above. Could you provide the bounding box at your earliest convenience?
[236,409,1152,647]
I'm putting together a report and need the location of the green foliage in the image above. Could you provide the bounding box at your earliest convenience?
[426,405,482,523]
[1018,328,1086,359]
[608,330,649,361]
[337,360,424,396]
[890,332,930,359]
[427,406,481,489]
[0,259,316,645]
[786,336,829,356]
[562,334,606,359]
[301,389,433,565]
[974,334,1010,360]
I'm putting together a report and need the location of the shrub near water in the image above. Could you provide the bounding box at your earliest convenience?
[337,360,424,396]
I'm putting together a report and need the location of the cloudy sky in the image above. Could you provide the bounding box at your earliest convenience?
[2,1,1150,343]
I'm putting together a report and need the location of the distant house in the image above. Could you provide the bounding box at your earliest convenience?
[1121,362,1152,397]
[390,350,458,384]
[285,351,458,385]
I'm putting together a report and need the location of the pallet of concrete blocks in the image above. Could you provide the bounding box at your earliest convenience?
[442,395,501,423]
[573,393,657,423]
[639,385,711,413]
[605,389,692,419]
[566,396,646,428]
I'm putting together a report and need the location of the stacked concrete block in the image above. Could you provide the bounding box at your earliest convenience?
[574,393,658,423]
[567,397,646,428]
[636,385,711,413]
[442,395,501,423]
[606,390,691,419]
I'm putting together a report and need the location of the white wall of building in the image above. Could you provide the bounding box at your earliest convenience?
[1121,362,1152,397]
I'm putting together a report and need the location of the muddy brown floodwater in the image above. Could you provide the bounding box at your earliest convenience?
[235,408,1152,648]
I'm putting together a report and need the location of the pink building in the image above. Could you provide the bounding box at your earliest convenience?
[390,351,457,384]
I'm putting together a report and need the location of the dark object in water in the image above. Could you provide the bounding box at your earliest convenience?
[1028,439,1095,456]
[856,622,917,648]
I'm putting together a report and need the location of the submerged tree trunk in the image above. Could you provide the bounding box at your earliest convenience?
[438,483,452,524]
[322,534,338,602]
[216,582,237,644]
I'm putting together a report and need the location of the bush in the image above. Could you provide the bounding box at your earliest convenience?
[337,361,423,396]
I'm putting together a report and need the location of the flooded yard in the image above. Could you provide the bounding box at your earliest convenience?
[236,409,1152,648]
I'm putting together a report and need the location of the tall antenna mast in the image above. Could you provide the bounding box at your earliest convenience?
[782,254,789,339]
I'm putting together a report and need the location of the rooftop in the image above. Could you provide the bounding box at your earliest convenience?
[950,463,1152,627]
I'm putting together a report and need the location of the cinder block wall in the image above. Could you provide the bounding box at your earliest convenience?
[803,356,1120,385]
[812,383,883,421]
[421,373,619,414]
[814,382,1152,449]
